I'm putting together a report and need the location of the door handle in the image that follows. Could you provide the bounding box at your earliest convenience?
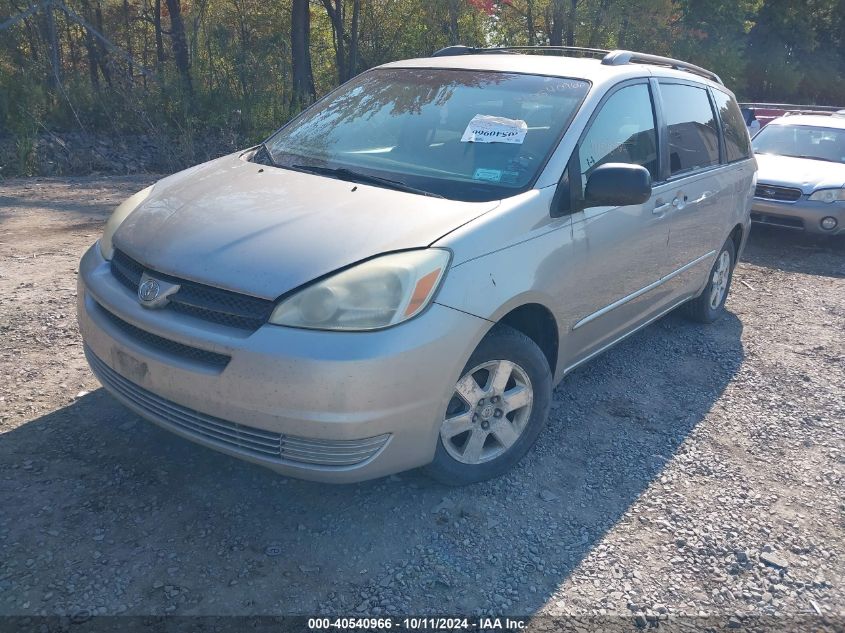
[690,191,712,205]
[653,198,679,214]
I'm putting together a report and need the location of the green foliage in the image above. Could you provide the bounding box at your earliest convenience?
[0,66,46,175]
[745,0,845,103]
[0,0,843,176]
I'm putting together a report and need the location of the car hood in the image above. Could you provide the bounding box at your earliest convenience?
[114,153,499,299]
[755,153,845,194]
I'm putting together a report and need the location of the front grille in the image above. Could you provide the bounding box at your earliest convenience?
[111,249,274,331]
[86,347,390,466]
[754,184,802,202]
[94,301,232,369]
[111,249,145,288]
[750,212,805,230]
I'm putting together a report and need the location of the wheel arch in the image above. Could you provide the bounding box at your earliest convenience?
[495,302,559,378]
[729,223,745,267]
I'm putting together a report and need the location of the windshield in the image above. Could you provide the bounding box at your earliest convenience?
[752,123,845,164]
[264,68,590,202]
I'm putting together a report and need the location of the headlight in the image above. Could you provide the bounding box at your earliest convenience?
[269,249,451,331]
[808,188,845,203]
[99,185,153,260]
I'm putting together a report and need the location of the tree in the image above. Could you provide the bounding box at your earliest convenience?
[3,0,845,179]
[799,0,845,103]
[320,0,361,82]
[447,0,461,43]
[546,0,565,45]
[745,0,823,101]
[43,0,62,90]
[153,0,165,65]
[673,0,757,93]
[164,0,192,96]
[290,0,315,109]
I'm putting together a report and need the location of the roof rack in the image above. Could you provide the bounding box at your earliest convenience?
[431,45,610,59]
[739,102,842,111]
[782,110,842,118]
[600,50,722,85]
[430,45,723,85]
[739,102,844,114]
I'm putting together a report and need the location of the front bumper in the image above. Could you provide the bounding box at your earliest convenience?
[751,197,845,235]
[77,244,488,482]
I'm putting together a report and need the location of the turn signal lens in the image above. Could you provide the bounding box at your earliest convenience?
[404,269,443,317]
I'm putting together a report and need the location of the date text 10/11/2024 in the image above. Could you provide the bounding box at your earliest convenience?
[307,617,528,630]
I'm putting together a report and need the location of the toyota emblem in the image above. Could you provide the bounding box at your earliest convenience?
[137,272,181,308]
[138,278,161,302]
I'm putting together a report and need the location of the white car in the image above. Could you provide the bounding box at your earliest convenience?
[751,113,845,235]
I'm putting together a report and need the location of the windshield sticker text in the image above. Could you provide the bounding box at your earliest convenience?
[461,115,528,144]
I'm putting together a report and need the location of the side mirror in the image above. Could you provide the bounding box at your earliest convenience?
[584,163,652,208]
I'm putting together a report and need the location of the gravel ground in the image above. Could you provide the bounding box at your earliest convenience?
[0,177,843,630]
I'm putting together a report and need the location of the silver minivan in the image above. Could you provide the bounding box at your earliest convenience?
[77,46,755,485]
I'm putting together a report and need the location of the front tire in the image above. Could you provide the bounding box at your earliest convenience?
[424,325,552,485]
[683,237,736,323]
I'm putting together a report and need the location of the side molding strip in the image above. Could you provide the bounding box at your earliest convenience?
[572,250,717,331]
[564,295,692,375]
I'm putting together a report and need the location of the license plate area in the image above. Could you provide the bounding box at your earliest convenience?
[110,347,149,384]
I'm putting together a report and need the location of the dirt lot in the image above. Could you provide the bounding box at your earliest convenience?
[0,177,843,628]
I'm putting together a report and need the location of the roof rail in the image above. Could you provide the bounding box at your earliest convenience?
[431,45,610,59]
[739,102,843,113]
[601,50,722,85]
[430,45,723,85]
[782,110,842,118]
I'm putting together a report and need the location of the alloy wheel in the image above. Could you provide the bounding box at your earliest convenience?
[709,250,732,310]
[440,360,534,465]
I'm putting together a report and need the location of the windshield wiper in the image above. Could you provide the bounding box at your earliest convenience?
[291,164,444,198]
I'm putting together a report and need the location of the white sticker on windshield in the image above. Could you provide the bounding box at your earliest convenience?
[461,115,528,144]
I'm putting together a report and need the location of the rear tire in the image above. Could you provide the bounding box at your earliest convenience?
[424,325,552,485]
[683,237,736,324]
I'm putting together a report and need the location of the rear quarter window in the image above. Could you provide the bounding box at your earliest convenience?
[713,90,753,162]
[660,83,720,176]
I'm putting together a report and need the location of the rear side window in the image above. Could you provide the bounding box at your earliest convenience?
[660,83,720,176]
[579,83,658,182]
[713,91,753,162]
